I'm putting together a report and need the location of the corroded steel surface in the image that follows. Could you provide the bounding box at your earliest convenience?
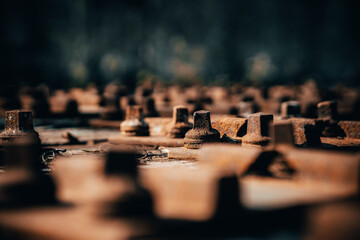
[1,97,360,239]
[168,147,199,160]
[338,121,360,139]
[211,117,247,139]
[109,135,184,147]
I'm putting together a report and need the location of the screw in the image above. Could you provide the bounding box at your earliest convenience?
[166,105,192,138]
[120,106,149,136]
[281,101,301,119]
[242,113,273,147]
[0,110,41,146]
[184,110,220,149]
[317,101,337,120]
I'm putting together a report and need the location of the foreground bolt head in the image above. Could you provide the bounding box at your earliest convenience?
[281,101,301,119]
[184,110,220,149]
[105,149,138,177]
[0,110,41,146]
[4,140,43,171]
[317,101,337,120]
[120,106,149,136]
[242,113,273,147]
[103,148,153,217]
[0,141,57,208]
[166,105,192,138]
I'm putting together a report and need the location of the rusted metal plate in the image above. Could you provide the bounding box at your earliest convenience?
[338,121,360,139]
[281,148,360,190]
[38,128,120,146]
[108,135,184,147]
[168,147,200,160]
[0,207,153,240]
[240,176,355,209]
[89,117,173,136]
[198,144,261,174]
[211,117,247,139]
[212,117,360,149]
[88,119,122,128]
[199,144,359,191]
[144,117,172,136]
[141,168,219,220]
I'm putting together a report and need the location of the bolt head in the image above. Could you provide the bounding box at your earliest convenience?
[242,113,273,146]
[173,105,189,123]
[125,106,142,121]
[167,106,192,138]
[281,101,301,119]
[5,110,34,133]
[193,110,211,130]
[317,101,337,120]
[121,106,149,136]
[0,110,40,145]
[184,110,220,149]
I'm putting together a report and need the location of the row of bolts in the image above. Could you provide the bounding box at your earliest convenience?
[0,100,337,150]
[120,100,338,148]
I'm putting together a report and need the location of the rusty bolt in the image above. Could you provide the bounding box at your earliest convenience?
[0,110,41,146]
[242,113,273,147]
[291,119,322,146]
[281,101,301,119]
[184,110,220,149]
[142,97,159,117]
[271,120,294,146]
[317,101,337,120]
[101,84,123,120]
[166,105,192,138]
[238,101,257,118]
[120,106,149,136]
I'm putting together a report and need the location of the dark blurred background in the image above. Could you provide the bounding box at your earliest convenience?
[1,0,359,90]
